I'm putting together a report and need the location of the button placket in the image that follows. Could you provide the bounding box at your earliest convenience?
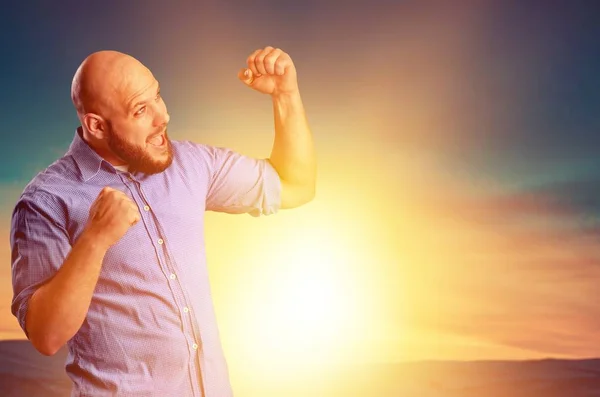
[131,180,204,365]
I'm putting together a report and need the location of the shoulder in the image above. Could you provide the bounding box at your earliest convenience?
[169,139,226,176]
[13,157,79,226]
[171,139,217,161]
[20,155,79,198]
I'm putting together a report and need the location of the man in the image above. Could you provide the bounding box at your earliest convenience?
[10,47,316,396]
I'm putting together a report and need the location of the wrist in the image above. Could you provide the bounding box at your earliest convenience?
[271,89,301,103]
[78,227,111,253]
[271,90,304,118]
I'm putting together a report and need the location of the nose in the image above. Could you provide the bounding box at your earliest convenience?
[153,105,170,128]
[158,111,170,127]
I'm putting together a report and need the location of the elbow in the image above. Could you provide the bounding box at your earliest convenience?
[38,345,61,357]
[296,184,316,207]
[27,324,66,356]
[279,178,316,209]
[25,293,70,356]
[31,334,64,356]
[304,185,316,204]
[297,170,316,206]
[36,339,64,357]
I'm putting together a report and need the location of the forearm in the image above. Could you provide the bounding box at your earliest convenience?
[26,231,108,355]
[268,91,316,207]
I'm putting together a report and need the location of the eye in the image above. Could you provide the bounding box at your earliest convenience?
[155,91,161,101]
[134,106,146,116]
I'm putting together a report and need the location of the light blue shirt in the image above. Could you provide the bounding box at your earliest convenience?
[10,129,281,396]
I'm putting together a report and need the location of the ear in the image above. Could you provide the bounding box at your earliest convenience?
[83,113,107,140]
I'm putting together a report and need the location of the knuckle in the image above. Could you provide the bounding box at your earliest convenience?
[247,60,258,72]
[276,59,287,69]
[247,49,260,61]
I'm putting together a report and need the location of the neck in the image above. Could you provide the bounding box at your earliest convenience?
[78,126,128,167]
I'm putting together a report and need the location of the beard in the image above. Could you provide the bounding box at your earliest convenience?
[106,121,174,175]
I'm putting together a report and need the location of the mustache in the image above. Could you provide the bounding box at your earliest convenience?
[148,126,168,139]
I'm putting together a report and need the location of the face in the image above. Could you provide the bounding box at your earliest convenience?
[106,119,173,174]
[102,65,173,175]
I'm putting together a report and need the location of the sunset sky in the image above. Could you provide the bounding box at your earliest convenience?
[1,0,600,388]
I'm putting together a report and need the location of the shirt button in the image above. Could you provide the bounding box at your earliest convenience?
[192,343,199,350]
[170,273,176,280]
[143,205,150,211]
[183,307,189,313]
[158,238,164,245]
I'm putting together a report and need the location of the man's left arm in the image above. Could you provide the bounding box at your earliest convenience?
[240,46,317,209]
[267,91,316,208]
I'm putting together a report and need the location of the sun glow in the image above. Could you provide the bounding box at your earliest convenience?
[207,181,394,381]
[233,221,370,373]
[246,227,359,363]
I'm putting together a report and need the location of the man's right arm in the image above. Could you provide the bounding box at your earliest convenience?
[26,230,109,356]
[12,187,140,356]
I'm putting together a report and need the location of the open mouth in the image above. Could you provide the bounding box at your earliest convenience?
[147,132,166,147]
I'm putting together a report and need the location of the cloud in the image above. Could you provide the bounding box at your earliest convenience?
[395,169,600,358]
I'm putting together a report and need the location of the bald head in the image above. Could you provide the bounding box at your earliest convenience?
[71,50,152,118]
[68,50,171,174]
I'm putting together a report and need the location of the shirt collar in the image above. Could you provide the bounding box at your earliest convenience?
[66,127,111,182]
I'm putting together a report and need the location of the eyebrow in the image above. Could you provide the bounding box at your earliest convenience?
[129,84,161,111]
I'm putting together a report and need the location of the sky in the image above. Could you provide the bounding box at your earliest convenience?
[1,0,600,390]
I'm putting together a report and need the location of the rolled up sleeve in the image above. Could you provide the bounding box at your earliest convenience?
[199,145,281,217]
[10,194,71,337]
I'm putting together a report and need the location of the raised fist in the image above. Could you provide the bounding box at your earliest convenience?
[84,187,141,249]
